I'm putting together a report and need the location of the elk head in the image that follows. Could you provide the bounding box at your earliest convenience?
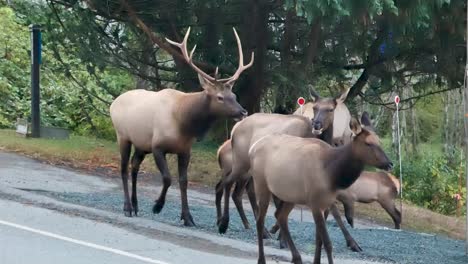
[309,86,350,136]
[350,112,393,171]
[166,27,253,121]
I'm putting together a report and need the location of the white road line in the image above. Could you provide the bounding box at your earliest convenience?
[0,219,170,264]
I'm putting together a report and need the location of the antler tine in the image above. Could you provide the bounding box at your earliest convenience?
[165,27,216,82]
[218,28,255,85]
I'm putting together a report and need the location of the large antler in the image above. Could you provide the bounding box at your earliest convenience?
[218,28,255,85]
[165,27,217,83]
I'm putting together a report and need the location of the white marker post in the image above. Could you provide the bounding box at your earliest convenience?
[297,97,305,115]
[395,95,403,215]
[297,97,306,221]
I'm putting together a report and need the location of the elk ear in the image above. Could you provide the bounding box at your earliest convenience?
[349,117,362,135]
[198,74,216,93]
[360,111,375,131]
[308,85,321,102]
[335,88,350,104]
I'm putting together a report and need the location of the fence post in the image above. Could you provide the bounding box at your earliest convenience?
[29,24,41,138]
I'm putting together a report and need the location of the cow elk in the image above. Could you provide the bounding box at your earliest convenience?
[248,113,393,264]
[110,27,253,226]
[335,171,401,229]
[216,88,351,235]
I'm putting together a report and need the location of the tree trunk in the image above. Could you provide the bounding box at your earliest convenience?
[237,0,269,114]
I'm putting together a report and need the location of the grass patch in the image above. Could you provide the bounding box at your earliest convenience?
[0,129,220,185]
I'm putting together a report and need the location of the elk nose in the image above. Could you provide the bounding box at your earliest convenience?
[313,122,322,130]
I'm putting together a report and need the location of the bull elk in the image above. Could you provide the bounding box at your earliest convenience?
[248,113,393,264]
[110,27,253,226]
[334,171,401,229]
[216,88,351,235]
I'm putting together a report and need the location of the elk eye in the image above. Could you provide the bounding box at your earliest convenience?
[366,142,372,147]
[327,109,334,112]
[217,95,225,102]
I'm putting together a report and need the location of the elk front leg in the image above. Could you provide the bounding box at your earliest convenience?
[276,202,301,263]
[178,152,195,226]
[254,180,271,264]
[130,149,146,216]
[152,148,171,214]
[119,140,132,217]
[329,204,362,252]
[312,208,334,264]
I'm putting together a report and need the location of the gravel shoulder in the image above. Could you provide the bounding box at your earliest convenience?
[0,151,467,264]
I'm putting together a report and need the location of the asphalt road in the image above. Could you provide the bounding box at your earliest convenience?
[0,199,253,264]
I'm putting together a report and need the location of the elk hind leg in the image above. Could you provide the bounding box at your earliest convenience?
[330,203,362,252]
[178,152,195,226]
[130,149,146,216]
[246,177,271,239]
[152,148,171,214]
[215,179,223,225]
[232,178,250,229]
[119,140,132,217]
[341,200,355,228]
[379,198,401,229]
[218,166,244,233]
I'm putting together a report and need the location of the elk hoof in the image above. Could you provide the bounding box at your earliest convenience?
[152,200,165,214]
[132,203,138,216]
[279,233,288,249]
[270,224,280,234]
[123,203,133,217]
[348,241,362,252]
[257,258,266,264]
[124,210,133,217]
[292,256,303,264]
[262,227,271,239]
[218,216,229,234]
[181,213,196,227]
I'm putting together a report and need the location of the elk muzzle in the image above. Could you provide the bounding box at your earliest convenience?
[233,109,248,122]
[312,120,324,135]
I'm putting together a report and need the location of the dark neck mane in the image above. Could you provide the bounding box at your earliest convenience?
[178,92,216,139]
[325,144,364,190]
[319,123,334,145]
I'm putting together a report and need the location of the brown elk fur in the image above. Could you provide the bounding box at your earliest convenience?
[216,89,361,251]
[110,28,252,226]
[335,171,401,229]
[248,114,392,264]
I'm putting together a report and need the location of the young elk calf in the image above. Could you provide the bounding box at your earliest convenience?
[110,28,253,226]
[335,171,401,229]
[248,113,392,264]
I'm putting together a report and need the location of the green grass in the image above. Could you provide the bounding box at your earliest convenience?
[0,129,221,185]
